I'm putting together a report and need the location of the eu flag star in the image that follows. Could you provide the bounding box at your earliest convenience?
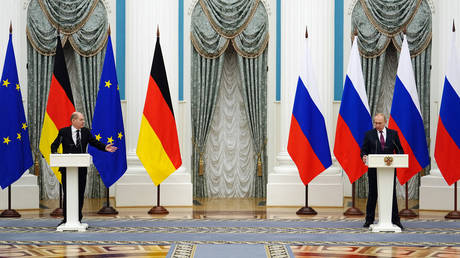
[2,79,10,87]
[22,123,27,130]
[104,80,112,88]
[118,132,123,139]
[107,136,114,144]
[95,134,101,141]
[17,133,21,140]
[16,84,20,91]
[3,137,11,145]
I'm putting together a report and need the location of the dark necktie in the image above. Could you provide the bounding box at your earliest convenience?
[76,129,81,151]
[379,130,385,150]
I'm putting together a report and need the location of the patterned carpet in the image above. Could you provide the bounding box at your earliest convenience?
[0,217,459,247]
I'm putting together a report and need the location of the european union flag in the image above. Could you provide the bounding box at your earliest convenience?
[88,35,127,187]
[0,31,33,189]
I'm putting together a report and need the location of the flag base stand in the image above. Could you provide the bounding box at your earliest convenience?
[148,206,169,215]
[445,210,460,219]
[344,207,364,216]
[97,206,118,215]
[50,208,63,217]
[0,209,20,218]
[399,208,418,218]
[296,206,317,215]
[97,188,118,215]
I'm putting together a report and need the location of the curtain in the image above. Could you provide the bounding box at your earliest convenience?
[27,0,108,199]
[351,0,432,200]
[191,0,268,198]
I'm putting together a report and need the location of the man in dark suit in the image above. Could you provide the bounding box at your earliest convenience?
[51,112,117,224]
[360,113,404,230]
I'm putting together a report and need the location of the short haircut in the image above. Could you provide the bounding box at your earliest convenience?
[70,112,79,122]
[374,113,386,122]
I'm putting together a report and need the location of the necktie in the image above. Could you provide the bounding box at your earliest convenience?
[379,130,385,151]
[76,129,81,152]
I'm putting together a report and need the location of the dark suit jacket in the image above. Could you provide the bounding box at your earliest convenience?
[51,127,106,171]
[360,128,404,158]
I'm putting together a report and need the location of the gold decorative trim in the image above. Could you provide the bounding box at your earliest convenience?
[67,29,109,57]
[359,0,422,37]
[357,37,392,58]
[38,0,100,35]
[190,32,229,59]
[199,0,260,39]
[392,32,432,58]
[26,27,55,56]
[231,33,269,59]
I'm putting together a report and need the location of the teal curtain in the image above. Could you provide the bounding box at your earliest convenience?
[191,0,268,197]
[27,0,108,199]
[351,0,432,200]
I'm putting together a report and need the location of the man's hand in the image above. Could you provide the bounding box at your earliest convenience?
[362,155,368,165]
[105,143,118,152]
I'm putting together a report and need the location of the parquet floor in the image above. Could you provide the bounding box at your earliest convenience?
[1,197,459,257]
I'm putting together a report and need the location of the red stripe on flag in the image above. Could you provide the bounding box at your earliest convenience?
[142,76,182,168]
[288,116,326,185]
[435,118,460,185]
[46,75,75,130]
[389,116,423,185]
[334,115,368,183]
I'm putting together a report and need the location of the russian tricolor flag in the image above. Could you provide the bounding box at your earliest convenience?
[287,35,332,186]
[334,36,372,183]
[434,28,460,186]
[389,34,430,185]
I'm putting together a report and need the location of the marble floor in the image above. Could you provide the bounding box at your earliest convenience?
[1,197,459,257]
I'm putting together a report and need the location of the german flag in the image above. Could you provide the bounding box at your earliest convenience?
[39,35,75,182]
[137,33,182,186]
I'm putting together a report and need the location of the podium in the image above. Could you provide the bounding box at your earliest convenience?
[367,154,408,232]
[50,154,92,232]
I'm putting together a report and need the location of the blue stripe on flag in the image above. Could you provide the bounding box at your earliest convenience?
[440,78,460,147]
[339,76,372,146]
[292,78,332,169]
[391,76,430,167]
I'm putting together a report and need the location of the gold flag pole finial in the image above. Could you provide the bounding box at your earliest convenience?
[305,26,308,39]
[108,25,111,36]
[157,25,160,38]
[453,20,456,32]
[9,21,12,34]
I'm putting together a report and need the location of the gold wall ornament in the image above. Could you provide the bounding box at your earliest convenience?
[257,154,262,177]
[384,156,394,166]
[198,154,204,176]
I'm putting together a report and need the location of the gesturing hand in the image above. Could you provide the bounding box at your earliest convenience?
[105,143,118,152]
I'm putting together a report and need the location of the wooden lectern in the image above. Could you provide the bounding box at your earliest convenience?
[367,154,408,233]
[50,154,92,232]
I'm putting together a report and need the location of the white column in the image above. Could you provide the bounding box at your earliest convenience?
[116,0,192,206]
[420,0,460,210]
[267,0,343,207]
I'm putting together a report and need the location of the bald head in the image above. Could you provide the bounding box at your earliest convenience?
[71,112,85,129]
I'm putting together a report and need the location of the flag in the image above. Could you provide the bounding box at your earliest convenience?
[39,35,75,182]
[388,34,430,185]
[287,35,332,186]
[136,35,182,186]
[88,35,127,187]
[334,36,373,183]
[434,29,460,186]
[0,29,33,189]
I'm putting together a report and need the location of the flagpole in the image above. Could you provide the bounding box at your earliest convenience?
[50,184,64,217]
[445,182,460,219]
[97,187,118,215]
[0,187,21,217]
[296,185,317,215]
[148,184,169,214]
[344,182,364,216]
[399,182,417,218]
